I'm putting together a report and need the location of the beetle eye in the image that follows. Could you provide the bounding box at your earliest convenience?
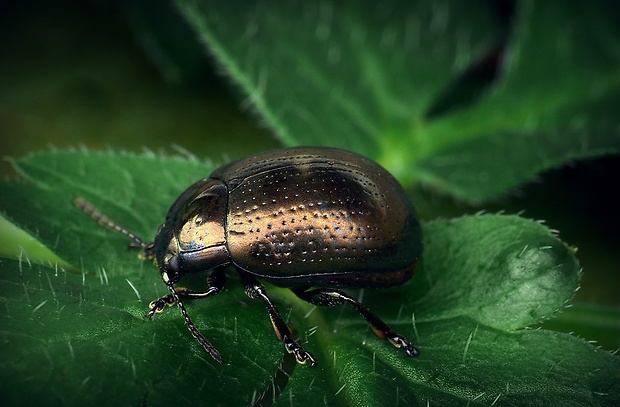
[167,255,181,279]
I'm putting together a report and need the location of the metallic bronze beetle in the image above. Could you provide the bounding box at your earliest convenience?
[77,147,423,366]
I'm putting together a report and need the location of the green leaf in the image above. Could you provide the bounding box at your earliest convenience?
[276,319,620,407]
[0,258,285,407]
[404,215,581,329]
[1,151,618,406]
[539,303,620,352]
[175,0,620,201]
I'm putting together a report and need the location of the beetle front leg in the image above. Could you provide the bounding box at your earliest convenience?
[293,288,420,358]
[238,272,316,367]
[146,268,226,318]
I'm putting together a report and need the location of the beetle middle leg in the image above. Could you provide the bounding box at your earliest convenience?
[238,272,316,367]
[293,288,420,358]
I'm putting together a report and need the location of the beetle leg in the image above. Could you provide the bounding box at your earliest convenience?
[158,275,222,363]
[238,272,316,367]
[146,291,177,316]
[293,288,420,358]
[145,269,226,318]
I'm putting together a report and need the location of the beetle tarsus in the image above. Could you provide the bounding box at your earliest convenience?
[145,295,175,318]
[284,337,316,367]
[238,273,318,367]
[387,333,420,357]
[293,287,421,358]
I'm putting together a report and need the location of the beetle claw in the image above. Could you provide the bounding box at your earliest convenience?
[295,349,317,367]
[144,307,158,319]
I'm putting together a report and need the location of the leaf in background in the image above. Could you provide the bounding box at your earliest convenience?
[124,0,207,83]
[175,0,620,201]
[1,151,618,406]
[539,302,620,353]
[416,0,620,200]
[176,0,500,154]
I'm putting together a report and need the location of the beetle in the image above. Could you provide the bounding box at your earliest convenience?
[76,147,423,366]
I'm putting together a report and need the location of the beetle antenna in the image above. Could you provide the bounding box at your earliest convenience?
[163,276,223,363]
[75,198,147,250]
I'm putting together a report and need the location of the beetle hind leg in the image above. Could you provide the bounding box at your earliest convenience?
[238,272,316,367]
[293,288,420,358]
